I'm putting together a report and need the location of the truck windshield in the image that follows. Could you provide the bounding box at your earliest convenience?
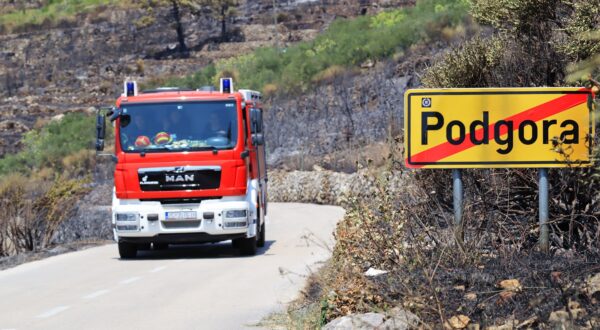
[119,101,238,152]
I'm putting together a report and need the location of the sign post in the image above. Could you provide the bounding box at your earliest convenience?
[453,169,464,246]
[539,168,549,253]
[404,88,594,252]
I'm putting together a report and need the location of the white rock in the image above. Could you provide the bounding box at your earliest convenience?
[365,267,388,277]
[323,313,385,330]
[381,307,420,330]
[50,114,65,122]
[586,272,600,295]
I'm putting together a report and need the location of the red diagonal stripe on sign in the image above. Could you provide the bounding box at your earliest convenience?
[409,91,589,168]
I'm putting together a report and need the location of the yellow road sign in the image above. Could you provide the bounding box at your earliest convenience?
[404,88,594,168]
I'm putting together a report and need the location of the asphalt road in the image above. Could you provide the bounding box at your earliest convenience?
[0,203,344,330]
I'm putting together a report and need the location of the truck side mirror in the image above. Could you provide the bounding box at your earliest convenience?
[250,108,263,134]
[96,110,106,151]
[252,133,264,146]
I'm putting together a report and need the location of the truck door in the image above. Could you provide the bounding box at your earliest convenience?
[249,107,267,212]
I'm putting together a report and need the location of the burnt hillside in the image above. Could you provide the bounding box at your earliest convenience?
[0,0,412,157]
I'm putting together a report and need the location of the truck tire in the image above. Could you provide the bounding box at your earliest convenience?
[232,238,242,248]
[138,243,151,251]
[238,205,261,255]
[256,202,265,248]
[153,243,168,250]
[257,222,265,248]
[239,235,257,256]
[118,242,138,259]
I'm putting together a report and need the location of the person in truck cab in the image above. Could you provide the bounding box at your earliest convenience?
[162,108,191,141]
[203,111,228,139]
[120,114,145,149]
[121,113,163,149]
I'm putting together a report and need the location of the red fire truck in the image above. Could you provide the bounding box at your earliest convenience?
[96,78,267,258]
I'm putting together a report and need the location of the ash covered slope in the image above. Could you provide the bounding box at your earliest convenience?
[0,0,411,157]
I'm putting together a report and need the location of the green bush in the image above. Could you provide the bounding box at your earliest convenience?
[0,0,119,33]
[157,64,217,91]
[0,112,97,176]
[152,0,470,94]
[422,37,505,88]
[0,173,89,255]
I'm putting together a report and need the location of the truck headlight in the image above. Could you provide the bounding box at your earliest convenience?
[116,213,139,222]
[224,209,247,219]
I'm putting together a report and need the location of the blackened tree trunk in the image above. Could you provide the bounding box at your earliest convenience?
[171,0,189,55]
[220,4,227,42]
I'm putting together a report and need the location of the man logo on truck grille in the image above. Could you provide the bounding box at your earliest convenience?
[165,174,195,182]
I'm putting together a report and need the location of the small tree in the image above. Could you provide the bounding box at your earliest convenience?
[199,0,239,42]
[140,0,199,56]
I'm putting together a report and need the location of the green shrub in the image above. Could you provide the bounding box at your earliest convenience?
[0,0,119,33]
[149,0,470,94]
[0,112,97,176]
[561,1,600,81]
[422,37,504,88]
[0,173,89,255]
[158,64,218,90]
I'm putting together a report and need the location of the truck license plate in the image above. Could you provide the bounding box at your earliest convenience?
[165,211,197,220]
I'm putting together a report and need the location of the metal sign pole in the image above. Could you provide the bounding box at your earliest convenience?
[453,169,464,245]
[539,168,549,253]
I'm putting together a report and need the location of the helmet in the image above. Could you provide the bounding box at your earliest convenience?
[154,132,172,145]
[134,135,151,147]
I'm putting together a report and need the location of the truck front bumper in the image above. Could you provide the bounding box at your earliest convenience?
[112,196,255,243]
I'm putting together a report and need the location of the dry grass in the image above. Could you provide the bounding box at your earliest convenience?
[262,83,278,98]
[61,149,96,178]
[0,174,89,257]
[0,0,121,34]
[312,66,353,85]
[278,142,391,173]
[278,138,600,328]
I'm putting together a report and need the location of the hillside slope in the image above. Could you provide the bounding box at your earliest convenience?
[0,0,412,157]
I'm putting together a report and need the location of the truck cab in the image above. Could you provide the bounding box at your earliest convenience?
[96,79,267,258]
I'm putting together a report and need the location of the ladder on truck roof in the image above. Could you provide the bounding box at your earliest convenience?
[238,89,262,102]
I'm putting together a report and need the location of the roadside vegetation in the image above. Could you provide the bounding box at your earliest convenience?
[1,0,598,326]
[0,112,108,257]
[0,112,98,177]
[148,0,470,95]
[0,0,121,34]
[275,0,600,328]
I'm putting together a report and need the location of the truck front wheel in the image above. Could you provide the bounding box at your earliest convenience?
[118,242,138,259]
[238,235,257,256]
[257,222,265,248]
[238,218,259,256]
[256,203,265,248]
[153,243,168,250]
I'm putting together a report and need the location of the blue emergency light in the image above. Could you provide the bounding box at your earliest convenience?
[123,80,138,97]
[220,78,233,94]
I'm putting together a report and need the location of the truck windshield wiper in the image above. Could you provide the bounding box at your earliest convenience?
[184,146,217,151]
[137,146,174,152]
[189,145,234,154]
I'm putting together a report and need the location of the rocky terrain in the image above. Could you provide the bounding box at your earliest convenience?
[0,0,417,267]
[265,48,430,171]
[0,0,412,157]
[4,1,597,328]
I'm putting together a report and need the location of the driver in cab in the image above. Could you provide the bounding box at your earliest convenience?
[162,109,190,141]
[202,111,228,139]
[120,114,155,149]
